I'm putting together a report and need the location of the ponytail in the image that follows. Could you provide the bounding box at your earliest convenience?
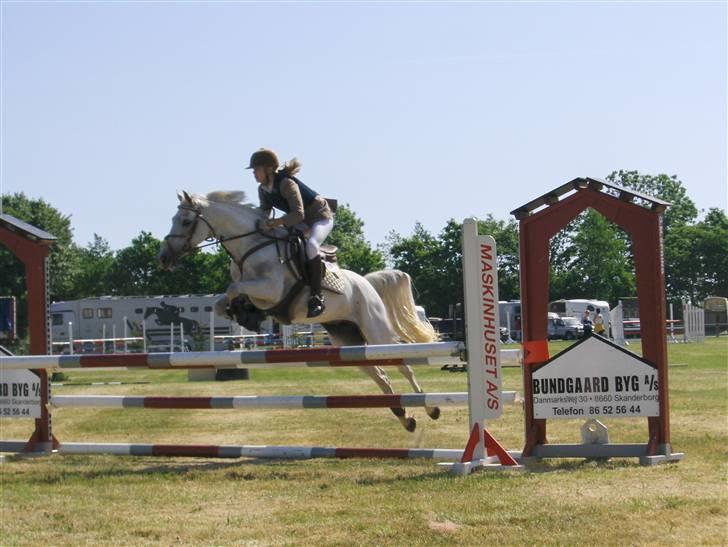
[280,158,302,176]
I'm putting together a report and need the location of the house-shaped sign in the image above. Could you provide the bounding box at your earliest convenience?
[531,335,660,420]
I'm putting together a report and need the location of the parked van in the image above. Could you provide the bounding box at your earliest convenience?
[547,315,584,340]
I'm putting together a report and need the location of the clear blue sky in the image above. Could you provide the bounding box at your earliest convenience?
[2,1,726,251]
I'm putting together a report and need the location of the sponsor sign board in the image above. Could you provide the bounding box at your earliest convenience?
[532,335,659,419]
[0,369,42,418]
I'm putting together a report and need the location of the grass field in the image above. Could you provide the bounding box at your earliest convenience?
[1,338,726,545]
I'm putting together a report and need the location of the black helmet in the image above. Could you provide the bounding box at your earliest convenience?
[246,148,279,170]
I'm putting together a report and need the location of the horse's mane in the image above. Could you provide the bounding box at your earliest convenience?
[188,191,265,219]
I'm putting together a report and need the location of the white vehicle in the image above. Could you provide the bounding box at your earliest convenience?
[50,295,274,353]
[549,299,610,320]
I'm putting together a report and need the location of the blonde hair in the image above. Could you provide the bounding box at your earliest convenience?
[280,158,302,176]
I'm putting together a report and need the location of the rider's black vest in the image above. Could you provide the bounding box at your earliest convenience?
[265,172,319,213]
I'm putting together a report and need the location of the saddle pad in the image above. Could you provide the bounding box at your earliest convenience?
[322,266,346,295]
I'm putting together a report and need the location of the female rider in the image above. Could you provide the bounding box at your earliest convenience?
[247,148,334,318]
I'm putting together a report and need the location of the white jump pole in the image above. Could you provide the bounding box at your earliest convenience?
[142,319,147,353]
[123,316,128,353]
[102,324,107,354]
[112,324,117,353]
[170,323,174,353]
[180,323,185,352]
[68,321,74,355]
[505,311,516,344]
[209,311,215,351]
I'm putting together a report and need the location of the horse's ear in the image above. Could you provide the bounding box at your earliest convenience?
[177,190,193,204]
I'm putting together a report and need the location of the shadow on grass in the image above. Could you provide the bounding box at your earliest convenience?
[12,452,658,487]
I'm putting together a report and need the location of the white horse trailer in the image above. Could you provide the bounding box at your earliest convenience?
[549,299,611,320]
[50,295,274,353]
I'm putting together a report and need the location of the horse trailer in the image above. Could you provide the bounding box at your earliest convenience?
[50,295,274,353]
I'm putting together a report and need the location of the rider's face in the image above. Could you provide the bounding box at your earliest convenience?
[253,166,269,184]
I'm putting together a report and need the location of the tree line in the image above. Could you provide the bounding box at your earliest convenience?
[1,170,726,338]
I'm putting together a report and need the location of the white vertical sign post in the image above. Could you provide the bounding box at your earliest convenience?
[123,316,128,353]
[444,218,505,475]
[462,218,502,425]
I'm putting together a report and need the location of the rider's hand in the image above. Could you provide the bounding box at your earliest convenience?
[262,219,278,232]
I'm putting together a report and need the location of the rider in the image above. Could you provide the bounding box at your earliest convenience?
[247,148,334,318]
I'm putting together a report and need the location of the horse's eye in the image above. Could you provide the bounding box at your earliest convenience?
[182,220,192,227]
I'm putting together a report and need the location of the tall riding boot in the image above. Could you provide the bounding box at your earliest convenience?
[306,255,325,318]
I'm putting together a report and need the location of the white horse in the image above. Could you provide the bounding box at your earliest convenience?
[158,190,440,431]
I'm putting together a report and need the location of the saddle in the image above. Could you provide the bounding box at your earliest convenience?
[280,229,346,299]
[226,229,345,328]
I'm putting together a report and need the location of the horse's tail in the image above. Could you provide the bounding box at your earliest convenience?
[364,270,437,343]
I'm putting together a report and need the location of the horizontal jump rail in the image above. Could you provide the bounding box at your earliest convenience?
[50,391,521,409]
[55,442,467,460]
[0,441,521,462]
[0,342,466,371]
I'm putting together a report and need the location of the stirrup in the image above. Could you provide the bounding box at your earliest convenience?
[307,295,325,318]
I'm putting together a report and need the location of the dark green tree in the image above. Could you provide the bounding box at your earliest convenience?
[327,204,385,275]
[683,209,728,300]
[73,234,115,298]
[550,209,635,305]
[0,193,80,338]
[107,231,168,296]
[385,216,520,317]
[0,193,80,301]
[385,222,444,314]
[606,170,698,231]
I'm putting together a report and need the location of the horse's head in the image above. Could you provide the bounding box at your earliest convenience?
[158,191,214,270]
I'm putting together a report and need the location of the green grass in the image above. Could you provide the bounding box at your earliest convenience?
[1,337,726,545]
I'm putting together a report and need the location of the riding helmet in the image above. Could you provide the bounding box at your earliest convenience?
[246,148,279,170]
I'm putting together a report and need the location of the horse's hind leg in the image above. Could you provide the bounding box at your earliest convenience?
[324,321,416,432]
[360,365,416,433]
[397,364,440,420]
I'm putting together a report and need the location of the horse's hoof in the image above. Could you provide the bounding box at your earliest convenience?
[405,417,417,432]
[427,407,441,420]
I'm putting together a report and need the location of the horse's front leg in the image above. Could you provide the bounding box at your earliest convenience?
[225,276,282,306]
[214,294,230,318]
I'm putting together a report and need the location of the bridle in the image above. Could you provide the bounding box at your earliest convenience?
[164,204,292,274]
[163,205,218,255]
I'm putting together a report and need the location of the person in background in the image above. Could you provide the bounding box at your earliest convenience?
[593,308,606,336]
[582,308,593,337]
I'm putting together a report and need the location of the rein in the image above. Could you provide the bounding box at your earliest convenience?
[167,204,296,275]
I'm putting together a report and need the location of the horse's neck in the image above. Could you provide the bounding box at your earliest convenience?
[203,202,258,240]
[204,203,295,306]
